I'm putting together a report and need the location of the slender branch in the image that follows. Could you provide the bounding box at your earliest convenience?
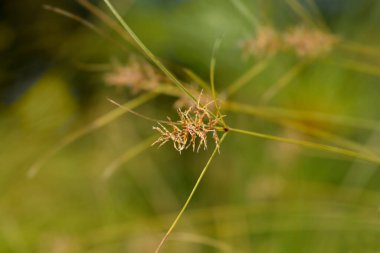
[228,127,380,164]
[305,0,329,31]
[260,61,306,103]
[43,4,128,53]
[224,59,269,97]
[223,101,379,157]
[28,92,158,178]
[229,0,260,28]
[183,68,211,93]
[223,100,380,131]
[210,37,227,127]
[333,59,380,77]
[285,0,318,28]
[154,133,228,253]
[102,0,197,102]
[77,0,135,45]
[339,41,380,60]
[102,135,158,179]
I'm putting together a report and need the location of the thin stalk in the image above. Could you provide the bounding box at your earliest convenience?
[279,119,378,158]
[154,133,228,253]
[285,0,318,28]
[210,38,222,102]
[224,102,377,156]
[28,92,158,178]
[77,0,135,46]
[224,100,380,131]
[170,232,234,253]
[228,127,380,164]
[334,59,380,77]
[102,0,197,102]
[43,5,129,53]
[339,41,380,60]
[102,135,157,179]
[260,61,306,103]
[183,68,211,93]
[210,37,227,126]
[305,0,329,31]
[229,0,260,28]
[224,59,269,97]
[223,101,378,157]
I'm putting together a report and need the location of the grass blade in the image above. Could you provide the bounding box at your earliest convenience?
[43,4,128,53]
[183,68,211,93]
[102,0,197,102]
[260,61,306,103]
[102,135,157,179]
[28,92,158,178]
[224,59,269,97]
[224,101,380,131]
[228,127,380,164]
[229,0,260,28]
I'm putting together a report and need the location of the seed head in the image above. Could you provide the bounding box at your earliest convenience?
[104,56,163,93]
[153,100,222,153]
[283,26,339,58]
[241,26,281,59]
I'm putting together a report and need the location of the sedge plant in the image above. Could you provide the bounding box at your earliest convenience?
[30,0,380,252]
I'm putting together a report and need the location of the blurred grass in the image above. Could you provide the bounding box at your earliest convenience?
[1,0,380,252]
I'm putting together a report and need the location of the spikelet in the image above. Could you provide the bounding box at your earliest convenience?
[240,25,339,59]
[283,26,339,58]
[104,56,163,93]
[153,96,222,153]
[241,26,282,59]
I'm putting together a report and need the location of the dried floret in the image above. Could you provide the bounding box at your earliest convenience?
[241,26,282,59]
[283,26,339,58]
[104,56,164,93]
[153,98,222,153]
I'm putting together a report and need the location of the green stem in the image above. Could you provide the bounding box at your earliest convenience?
[223,100,380,131]
[260,61,306,103]
[228,127,380,164]
[154,133,228,253]
[28,92,158,178]
[225,60,269,97]
[229,0,260,28]
[102,0,197,102]
[183,68,211,92]
[102,135,158,179]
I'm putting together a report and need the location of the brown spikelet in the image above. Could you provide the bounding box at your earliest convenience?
[241,26,282,59]
[104,56,164,93]
[153,97,222,153]
[240,25,339,59]
[283,26,339,58]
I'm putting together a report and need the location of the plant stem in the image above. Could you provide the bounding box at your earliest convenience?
[228,127,380,164]
[28,91,158,178]
[260,61,306,103]
[223,100,380,131]
[229,0,260,28]
[102,135,158,179]
[225,59,269,97]
[154,133,228,253]
[102,0,197,102]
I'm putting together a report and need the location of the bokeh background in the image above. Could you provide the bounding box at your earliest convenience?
[1,0,380,252]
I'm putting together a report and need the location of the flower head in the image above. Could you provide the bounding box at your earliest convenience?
[283,26,339,58]
[241,26,281,59]
[104,56,163,93]
[153,99,222,153]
